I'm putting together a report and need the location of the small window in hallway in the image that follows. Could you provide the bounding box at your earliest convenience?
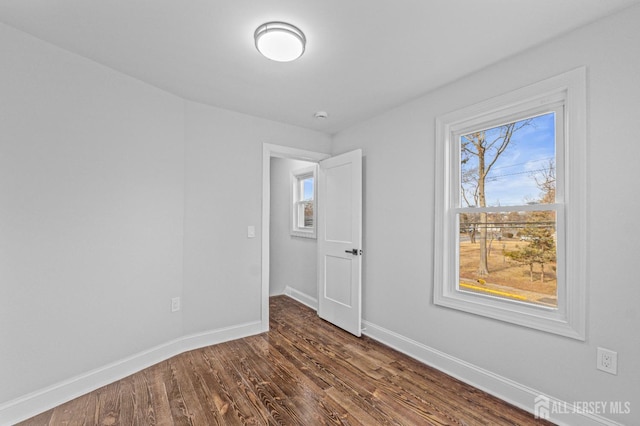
[291,165,317,238]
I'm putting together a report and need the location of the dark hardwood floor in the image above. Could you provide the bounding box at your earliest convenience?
[18,296,551,425]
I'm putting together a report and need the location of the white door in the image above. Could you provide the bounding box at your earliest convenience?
[317,149,362,336]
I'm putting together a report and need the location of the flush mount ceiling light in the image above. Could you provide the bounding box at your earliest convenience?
[254,21,306,62]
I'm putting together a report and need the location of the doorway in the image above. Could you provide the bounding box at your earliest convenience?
[269,156,318,301]
[261,144,363,336]
[260,144,329,331]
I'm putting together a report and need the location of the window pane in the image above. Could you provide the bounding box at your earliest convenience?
[458,210,557,308]
[460,113,556,207]
[301,177,314,201]
[303,201,313,227]
[291,166,317,238]
[297,201,314,228]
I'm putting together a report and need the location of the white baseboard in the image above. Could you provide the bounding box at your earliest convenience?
[5,307,623,426]
[284,286,318,310]
[0,320,263,426]
[362,320,623,426]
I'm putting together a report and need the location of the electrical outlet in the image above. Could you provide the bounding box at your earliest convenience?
[597,347,617,375]
[171,297,181,312]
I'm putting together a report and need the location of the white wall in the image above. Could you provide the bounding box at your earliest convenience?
[269,158,318,298]
[3,4,639,424]
[0,21,331,422]
[0,23,185,403]
[331,6,640,425]
[182,102,330,334]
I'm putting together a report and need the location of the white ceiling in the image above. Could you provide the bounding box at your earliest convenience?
[1,0,638,134]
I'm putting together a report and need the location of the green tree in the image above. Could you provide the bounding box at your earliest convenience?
[504,158,557,282]
[504,222,556,282]
[503,244,537,282]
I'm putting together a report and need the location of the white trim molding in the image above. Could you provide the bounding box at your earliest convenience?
[433,67,588,340]
[290,165,318,239]
[284,286,318,311]
[0,321,263,426]
[362,320,623,426]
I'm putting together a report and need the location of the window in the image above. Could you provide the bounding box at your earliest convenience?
[434,68,587,339]
[291,165,317,238]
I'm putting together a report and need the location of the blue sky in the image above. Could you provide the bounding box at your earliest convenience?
[461,112,555,206]
[302,177,314,200]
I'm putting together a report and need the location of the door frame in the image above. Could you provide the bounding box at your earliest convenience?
[261,143,330,331]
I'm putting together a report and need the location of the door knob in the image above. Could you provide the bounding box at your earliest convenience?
[345,249,362,255]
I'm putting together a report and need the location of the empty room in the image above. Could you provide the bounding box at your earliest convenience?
[1,1,639,425]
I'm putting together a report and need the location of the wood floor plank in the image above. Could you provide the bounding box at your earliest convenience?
[130,369,157,425]
[181,350,230,425]
[247,335,361,426]
[172,352,221,426]
[94,382,121,425]
[19,408,52,426]
[117,375,136,425]
[17,295,552,425]
[205,342,272,424]
[188,347,251,424]
[144,363,175,426]
[45,392,96,426]
[223,339,303,425]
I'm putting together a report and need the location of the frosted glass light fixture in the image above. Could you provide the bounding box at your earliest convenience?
[254,22,306,62]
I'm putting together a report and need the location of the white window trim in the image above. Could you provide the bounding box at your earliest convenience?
[433,68,587,340]
[290,165,317,239]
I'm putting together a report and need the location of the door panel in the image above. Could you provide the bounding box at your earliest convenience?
[325,163,353,242]
[324,255,353,306]
[317,149,362,336]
